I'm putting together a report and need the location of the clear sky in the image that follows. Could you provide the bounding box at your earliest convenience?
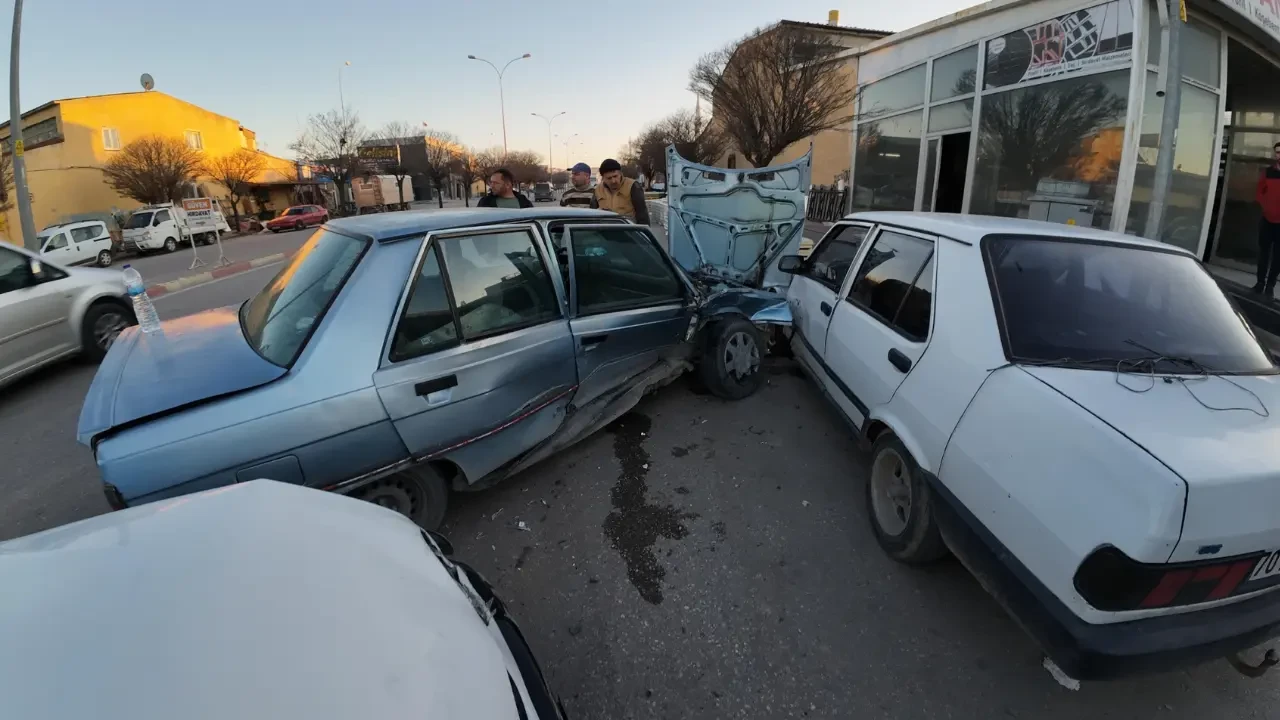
[3,0,973,169]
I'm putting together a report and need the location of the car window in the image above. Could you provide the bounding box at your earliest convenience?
[802,224,869,291]
[985,236,1274,373]
[847,230,935,341]
[437,229,561,341]
[125,212,152,229]
[154,210,171,224]
[570,226,682,315]
[240,229,368,367]
[42,232,68,251]
[0,247,30,294]
[70,225,101,243]
[390,246,459,362]
[547,219,625,249]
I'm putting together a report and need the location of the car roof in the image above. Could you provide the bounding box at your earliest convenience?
[325,207,617,242]
[841,212,1192,255]
[0,481,518,719]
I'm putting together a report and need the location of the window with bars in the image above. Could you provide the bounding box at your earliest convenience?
[185,130,203,150]
[102,127,121,150]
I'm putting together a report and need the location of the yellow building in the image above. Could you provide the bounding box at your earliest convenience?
[0,90,301,240]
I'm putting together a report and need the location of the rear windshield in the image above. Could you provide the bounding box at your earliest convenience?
[240,229,368,367]
[984,236,1274,374]
[125,212,152,229]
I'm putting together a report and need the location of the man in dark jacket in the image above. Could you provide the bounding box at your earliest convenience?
[477,168,533,209]
[1255,142,1280,296]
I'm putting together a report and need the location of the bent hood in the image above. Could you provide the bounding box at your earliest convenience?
[76,305,287,445]
[666,145,811,290]
[1024,366,1280,562]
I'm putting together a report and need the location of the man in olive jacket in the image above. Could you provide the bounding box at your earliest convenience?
[593,158,649,225]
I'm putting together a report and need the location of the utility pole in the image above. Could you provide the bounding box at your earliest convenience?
[532,112,565,175]
[9,0,37,250]
[468,53,531,159]
[1144,0,1183,242]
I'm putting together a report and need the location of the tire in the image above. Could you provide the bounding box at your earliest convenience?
[352,465,448,530]
[865,432,949,565]
[163,237,177,253]
[96,249,113,267]
[698,316,764,400]
[270,227,280,234]
[80,302,135,362]
[296,221,306,231]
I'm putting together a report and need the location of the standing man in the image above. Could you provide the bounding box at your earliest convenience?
[560,162,597,209]
[1255,141,1280,296]
[478,168,533,209]
[594,158,650,225]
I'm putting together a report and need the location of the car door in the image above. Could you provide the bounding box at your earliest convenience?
[70,223,107,265]
[39,230,75,266]
[372,224,578,481]
[0,247,77,381]
[563,224,693,409]
[153,209,174,243]
[785,222,872,358]
[823,227,937,422]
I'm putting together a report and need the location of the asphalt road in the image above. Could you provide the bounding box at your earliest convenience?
[1,236,1278,719]
[121,226,313,286]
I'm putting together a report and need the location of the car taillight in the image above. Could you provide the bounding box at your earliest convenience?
[1074,546,1264,611]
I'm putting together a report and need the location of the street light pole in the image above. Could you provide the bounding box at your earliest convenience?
[563,133,579,165]
[338,60,351,110]
[532,112,565,174]
[468,53,531,159]
[9,0,37,250]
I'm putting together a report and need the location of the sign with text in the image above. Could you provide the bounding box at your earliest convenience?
[357,144,400,172]
[181,198,220,232]
[1219,0,1280,45]
[984,0,1134,89]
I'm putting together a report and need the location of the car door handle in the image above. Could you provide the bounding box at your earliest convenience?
[415,374,458,396]
[887,348,912,374]
[581,334,608,350]
[820,301,832,317]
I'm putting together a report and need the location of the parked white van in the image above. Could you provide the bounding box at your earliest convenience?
[121,201,231,254]
[38,219,115,268]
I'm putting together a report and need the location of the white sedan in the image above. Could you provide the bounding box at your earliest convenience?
[779,212,1280,680]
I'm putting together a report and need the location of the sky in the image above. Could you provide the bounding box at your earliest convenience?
[2,0,973,169]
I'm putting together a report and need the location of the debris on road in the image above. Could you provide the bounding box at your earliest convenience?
[517,520,531,532]
[802,500,810,507]
[491,508,504,522]
[1043,657,1080,690]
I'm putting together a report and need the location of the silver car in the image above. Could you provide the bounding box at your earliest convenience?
[0,242,134,388]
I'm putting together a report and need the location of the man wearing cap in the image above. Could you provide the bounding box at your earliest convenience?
[560,163,597,209]
[594,158,650,225]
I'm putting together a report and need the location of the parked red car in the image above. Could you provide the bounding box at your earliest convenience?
[265,205,328,233]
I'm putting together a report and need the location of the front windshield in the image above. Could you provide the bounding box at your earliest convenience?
[125,212,152,229]
[240,229,368,367]
[985,236,1274,373]
[283,207,306,216]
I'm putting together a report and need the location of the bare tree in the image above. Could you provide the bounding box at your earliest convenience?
[102,135,205,204]
[503,150,547,186]
[376,120,420,144]
[207,149,267,231]
[625,108,727,181]
[451,148,484,207]
[423,130,460,209]
[689,24,854,168]
[290,107,366,213]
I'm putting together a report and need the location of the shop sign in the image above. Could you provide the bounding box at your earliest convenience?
[985,0,1135,89]
[1218,0,1280,44]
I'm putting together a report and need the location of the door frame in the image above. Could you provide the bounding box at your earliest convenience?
[920,130,970,213]
[561,223,696,319]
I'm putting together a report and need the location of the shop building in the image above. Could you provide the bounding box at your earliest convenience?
[846,0,1280,322]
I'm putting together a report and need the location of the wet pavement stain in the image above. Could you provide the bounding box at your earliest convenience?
[603,411,696,604]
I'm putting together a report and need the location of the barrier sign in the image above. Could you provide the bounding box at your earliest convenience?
[181,198,220,232]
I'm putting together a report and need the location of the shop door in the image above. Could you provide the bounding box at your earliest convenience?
[920,132,969,213]
[1212,130,1280,268]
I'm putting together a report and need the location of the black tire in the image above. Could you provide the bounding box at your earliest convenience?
[163,237,177,253]
[270,227,281,234]
[698,316,765,400]
[96,249,113,267]
[80,302,135,362]
[865,432,948,565]
[296,220,306,231]
[352,465,448,530]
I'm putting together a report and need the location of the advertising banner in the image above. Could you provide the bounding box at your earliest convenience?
[180,198,220,232]
[985,0,1135,89]
[1218,0,1280,45]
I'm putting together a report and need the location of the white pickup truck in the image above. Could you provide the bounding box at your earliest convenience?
[121,201,231,254]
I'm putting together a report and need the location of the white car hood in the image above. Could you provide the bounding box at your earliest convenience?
[1023,366,1280,561]
[0,481,522,720]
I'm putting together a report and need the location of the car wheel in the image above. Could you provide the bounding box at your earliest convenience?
[81,302,135,361]
[163,237,177,253]
[296,221,306,231]
[353,465,448,530]
[269,227,280,233]
[866,432,949,565]
[96,249,112,267]
[698,317,764,400]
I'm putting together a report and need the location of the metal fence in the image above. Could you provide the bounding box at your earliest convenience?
[806,185,848,223]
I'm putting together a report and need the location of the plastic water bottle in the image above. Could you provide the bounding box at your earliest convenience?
[122,264,161,334]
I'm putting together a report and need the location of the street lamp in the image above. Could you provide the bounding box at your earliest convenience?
[562,132,580,167]
[8,0,37,250]
[532,112,565,174]
[338,60,351,111]
[467,53,531,158]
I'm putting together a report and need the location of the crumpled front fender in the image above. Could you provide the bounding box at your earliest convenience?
[698,287,791,326]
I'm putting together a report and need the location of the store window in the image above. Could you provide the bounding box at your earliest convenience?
[1126,73,1219,252]
[859,65,926,119]
[1147,14,1221,89]
[970,70,1130,229]
[931,46,978,101]
[927,99,973,133]
[852,111,923,212]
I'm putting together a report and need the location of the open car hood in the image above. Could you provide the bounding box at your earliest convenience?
[666,146,811,290]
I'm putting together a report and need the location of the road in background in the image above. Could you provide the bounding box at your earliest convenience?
[121,227,312,287]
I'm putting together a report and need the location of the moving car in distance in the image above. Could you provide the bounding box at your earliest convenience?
[534,182,554,203]
[266,204,329,233]
[0,480,567,720]
[78,208,791,529]
[777,211,1280,680]
[0,242,133,390]
[38,219,116,267]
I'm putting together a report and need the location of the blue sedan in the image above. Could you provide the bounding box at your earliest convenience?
[77,208,792,528]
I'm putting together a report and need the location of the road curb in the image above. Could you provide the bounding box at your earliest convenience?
[146,252,288,298]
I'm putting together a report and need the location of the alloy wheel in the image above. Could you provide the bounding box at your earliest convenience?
[93,311,130,351]
[722,331,760,380]
[870,448,912,536]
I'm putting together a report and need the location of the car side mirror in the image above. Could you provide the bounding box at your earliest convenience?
[27,257,45,283]
[778,255,804,274]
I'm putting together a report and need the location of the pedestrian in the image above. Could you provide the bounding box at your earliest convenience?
[477,168,533,209]
[594,158,650,225]
[1255,141,1280,296]
[560,162,597,209]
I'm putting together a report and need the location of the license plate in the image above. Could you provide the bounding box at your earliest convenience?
[1248,549,1280,582]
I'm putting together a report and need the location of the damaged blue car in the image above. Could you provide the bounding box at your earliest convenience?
[77,197,805,529]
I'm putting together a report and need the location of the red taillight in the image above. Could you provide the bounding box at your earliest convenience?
[1138,560,1255,608]
[1075,547,1268,612]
